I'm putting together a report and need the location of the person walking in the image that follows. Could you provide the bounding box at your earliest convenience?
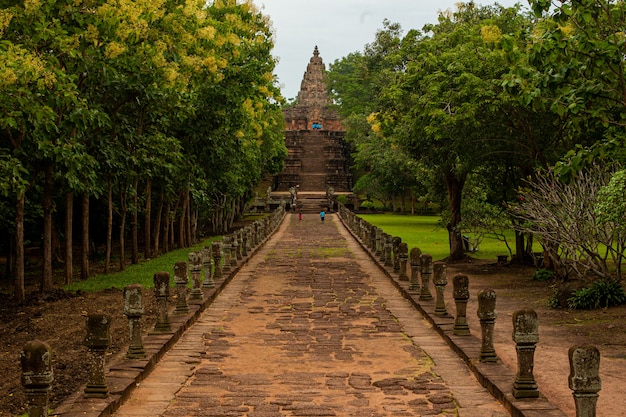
[298,212,302,221]
[320,210,325,223]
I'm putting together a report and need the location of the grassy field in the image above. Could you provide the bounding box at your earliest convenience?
[359,213,515,262]
[65,237,222,292]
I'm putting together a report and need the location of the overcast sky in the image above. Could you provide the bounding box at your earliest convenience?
[251,0,526,99]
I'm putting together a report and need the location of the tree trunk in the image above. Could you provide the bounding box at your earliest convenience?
[153,188,163,257]
[131,177,139,264]
[144,178,152,259]
[41,163,54,292]
[186,189,193,247]
[178,191,187,248]
[64,192,73,285]
[514,230,525,263]
[15,193,25,303]
[119,189,127,271]
[105,179,113,274]
[81,194,90,280]
[445,171,467,262]
[163,200,171,253]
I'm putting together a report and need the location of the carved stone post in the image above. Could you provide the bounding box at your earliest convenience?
[235,230,243,260]
[452,274,470,335]
[569,345,601,417]
[152,271,171,333]
[512,308,539,398]
[375,228,382,257]
[230,234,238,267]
[201,246,215,289]
[20,340,53,417]
[419,254,434,301]
[477,289,498,363]
[433,262,448,316]
[188,252,203,301]
[222,236,232,273]
[392,236,401,272]
[384,235,393,267]
[173,261,189,314]
[124,284,146,358]
[380,233,388,263]
[241,228,249,257]
[246,226,253,252]
[409,247,422,291]
[212,241,223,279]
[398,243,409,281]
[84,313,111,398]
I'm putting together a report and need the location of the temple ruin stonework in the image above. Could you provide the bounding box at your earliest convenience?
[274,46,352,194]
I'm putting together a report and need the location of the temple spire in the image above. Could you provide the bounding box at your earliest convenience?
[295,46,331,109]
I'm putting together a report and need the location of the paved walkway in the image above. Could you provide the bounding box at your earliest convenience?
[112,214,508,417]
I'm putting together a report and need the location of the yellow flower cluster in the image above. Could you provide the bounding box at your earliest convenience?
[481,25,502,44]
[0,9,13,35]
[105,41,126,59]
[559,23,575,37]
[0,46,55,89]
[197,26,216,41]
[24,0,41,15]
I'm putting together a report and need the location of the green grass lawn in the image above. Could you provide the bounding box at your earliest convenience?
[65,237,221,293]
[359,213,516,262]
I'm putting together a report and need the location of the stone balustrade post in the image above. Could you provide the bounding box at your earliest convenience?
[569,345,601,417]
[419,254,434,301]
[392,236,402,272]
[452,274,470,335]
[236,230,244,260]
[477,288,498,363]
[375,228,382,257]
[222,236,232,273]
[380,233,388,263]
[173,261,189,314]
[20,340,53,417]
[188,252,203,301]
[409,247,422,291]
[124,284,146,358]
[398,242,409,281]
[369,225,376,250]
[84,313,111,398]
[212,241,223,278]
[241,229,249,257]
[433,262,448,316]
[384,235,393,267]
[230,234,238,267]
[152,271,171,332]
[201,246,215,289]
[512,308,539,398]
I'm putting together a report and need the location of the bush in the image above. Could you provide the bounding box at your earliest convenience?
[567,279,626,309]
[532,269,554,281]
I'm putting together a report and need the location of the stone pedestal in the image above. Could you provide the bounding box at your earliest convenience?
[201,246,215,289]
[569,345,601,417]
[409,247,422,291]
[124,284,146,358]
[477,289,498,363]
[20,340,54,417]
[512,308,539,398]
[452,274,470,335]
[222,236,232,273]
[84,313,111,398]
[419,254,434,301]
[212,241,223,279]
[152,271,171,333]
[398,242,409,281]
[433,262,448,316]
[188,252,203,301]
[392,236,401,273]
[173,261,189,315]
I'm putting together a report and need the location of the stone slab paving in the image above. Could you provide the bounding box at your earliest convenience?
[113,214,509,417]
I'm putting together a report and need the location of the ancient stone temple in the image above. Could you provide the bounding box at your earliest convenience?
[274,46,352,195]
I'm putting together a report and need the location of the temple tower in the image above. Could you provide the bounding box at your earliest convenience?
[274,46,352,198]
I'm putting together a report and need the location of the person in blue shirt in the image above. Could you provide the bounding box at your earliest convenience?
[320,210,325,222]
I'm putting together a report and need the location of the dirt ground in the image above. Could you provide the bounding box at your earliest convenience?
[1,259,624,416]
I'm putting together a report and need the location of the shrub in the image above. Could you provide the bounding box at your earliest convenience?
[532,269,554,282]
[567,279,626,309]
